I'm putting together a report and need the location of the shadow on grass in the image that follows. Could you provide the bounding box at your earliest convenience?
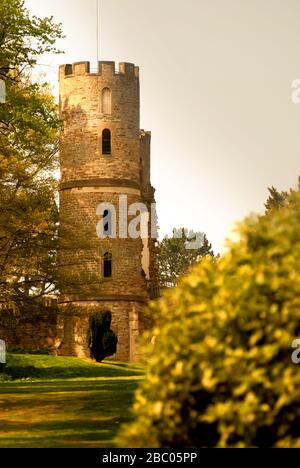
[0,379,140,448]
[4,354,144,380]
[5,365,143,380]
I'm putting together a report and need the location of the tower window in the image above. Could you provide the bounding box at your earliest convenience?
[102,87,112,114]
[102,129,111,155]
[103,252,112,278]
[103,209,112,236]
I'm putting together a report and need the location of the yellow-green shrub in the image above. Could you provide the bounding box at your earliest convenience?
[119,193,300,448]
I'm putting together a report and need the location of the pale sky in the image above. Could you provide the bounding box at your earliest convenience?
[26,0,300,253]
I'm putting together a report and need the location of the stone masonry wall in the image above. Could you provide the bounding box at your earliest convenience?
[0,306,58,352]
[59,61,140,184]
[59,190,147,302]
[57,300,147,362]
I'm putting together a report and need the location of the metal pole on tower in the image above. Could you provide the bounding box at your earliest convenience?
[96,0,99,63]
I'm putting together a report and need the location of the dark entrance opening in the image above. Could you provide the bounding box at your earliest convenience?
[88,311,118,362]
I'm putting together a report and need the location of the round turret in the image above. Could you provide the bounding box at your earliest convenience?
[58,61,154,361]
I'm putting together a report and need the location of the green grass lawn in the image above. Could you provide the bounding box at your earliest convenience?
[0,354,144,448]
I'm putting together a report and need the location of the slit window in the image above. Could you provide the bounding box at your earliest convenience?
[103,252,112,278]
[102,87,112,114]
[102,129,111,155]
[103,209,112,236]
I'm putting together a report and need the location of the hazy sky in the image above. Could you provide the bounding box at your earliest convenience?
[26,0,300,252]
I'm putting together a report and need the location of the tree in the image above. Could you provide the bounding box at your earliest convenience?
[119,192,300,448]
[0,0,62,77]
[264,177,300,214]
[157,228,214,288]
[264,186,289,214]
[0,0,63,305]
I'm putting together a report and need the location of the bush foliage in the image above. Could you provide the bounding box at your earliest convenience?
[119,192,300,448]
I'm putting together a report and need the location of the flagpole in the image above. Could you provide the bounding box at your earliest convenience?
[96,0,99,63]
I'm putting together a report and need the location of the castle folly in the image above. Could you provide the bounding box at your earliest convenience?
[58,61,157,361]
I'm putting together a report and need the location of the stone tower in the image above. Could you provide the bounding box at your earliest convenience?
[58,61,157,361]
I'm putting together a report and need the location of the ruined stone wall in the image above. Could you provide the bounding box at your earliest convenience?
[0,300,151,360]
[0,306,58,352]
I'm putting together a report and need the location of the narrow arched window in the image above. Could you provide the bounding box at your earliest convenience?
[102,129,111,155]
[103,252,112,278]
[103,209,112,236]
[102,87,112,114]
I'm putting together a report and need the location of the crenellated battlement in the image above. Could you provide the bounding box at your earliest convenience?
[59,61,139,80]
[140,129,151,138]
